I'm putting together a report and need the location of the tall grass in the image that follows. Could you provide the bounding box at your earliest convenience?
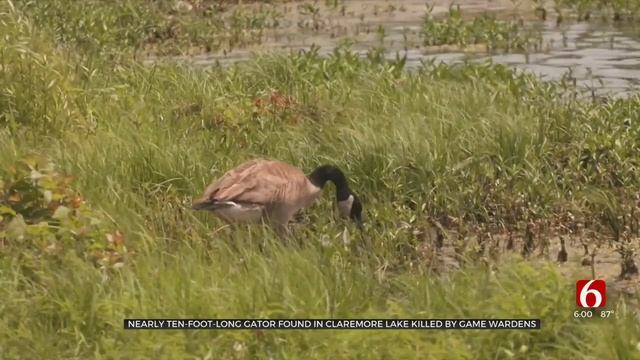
[2,1,640,358]
[10,0,284,56]
[532,0,640,22]
[422,6,543,52]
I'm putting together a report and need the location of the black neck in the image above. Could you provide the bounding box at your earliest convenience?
[308,165,351,202]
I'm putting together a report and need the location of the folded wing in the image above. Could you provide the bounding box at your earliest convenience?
[194,159,308,207]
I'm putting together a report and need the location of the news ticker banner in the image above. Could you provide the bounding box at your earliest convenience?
[124,318,541,330]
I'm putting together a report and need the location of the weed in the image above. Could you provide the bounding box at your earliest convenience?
[533,0,640,22]
[422,6,543,52]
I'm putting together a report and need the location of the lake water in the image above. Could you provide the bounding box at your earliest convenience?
[144,0,640,98]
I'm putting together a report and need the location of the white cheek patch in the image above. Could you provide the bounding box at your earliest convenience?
[337,195,354,218]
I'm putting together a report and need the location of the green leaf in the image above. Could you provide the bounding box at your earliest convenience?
[43,190,53,204]
[0,205,16,216]
[30,169,45,181]
[52,206,71,219]
[6,214,27,240]
[26,222,52,236]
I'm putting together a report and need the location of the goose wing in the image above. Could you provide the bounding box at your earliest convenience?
[193,159,308,208]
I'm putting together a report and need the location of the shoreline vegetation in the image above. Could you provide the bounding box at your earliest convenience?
[11,0,640,58]
[2,0,640,358]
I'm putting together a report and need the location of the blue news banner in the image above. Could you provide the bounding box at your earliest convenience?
[124,319,541,330]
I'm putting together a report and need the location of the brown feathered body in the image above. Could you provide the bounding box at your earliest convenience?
[192,159,323,230]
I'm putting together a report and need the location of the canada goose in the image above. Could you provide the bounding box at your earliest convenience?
[191,159,363,235]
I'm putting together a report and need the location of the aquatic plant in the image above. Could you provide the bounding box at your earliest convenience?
[533,0,640,22]
[11,0,284,56]
[422,6,543,52]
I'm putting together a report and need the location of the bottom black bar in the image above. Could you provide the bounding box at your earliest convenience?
[123,318,541,330]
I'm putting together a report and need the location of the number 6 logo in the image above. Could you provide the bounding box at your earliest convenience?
[576,280,606,308]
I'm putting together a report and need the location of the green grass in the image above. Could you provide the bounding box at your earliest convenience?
[532,0,640,23]
[2,0,640,358]
[422,6,543,52]
[10,0,285,56]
